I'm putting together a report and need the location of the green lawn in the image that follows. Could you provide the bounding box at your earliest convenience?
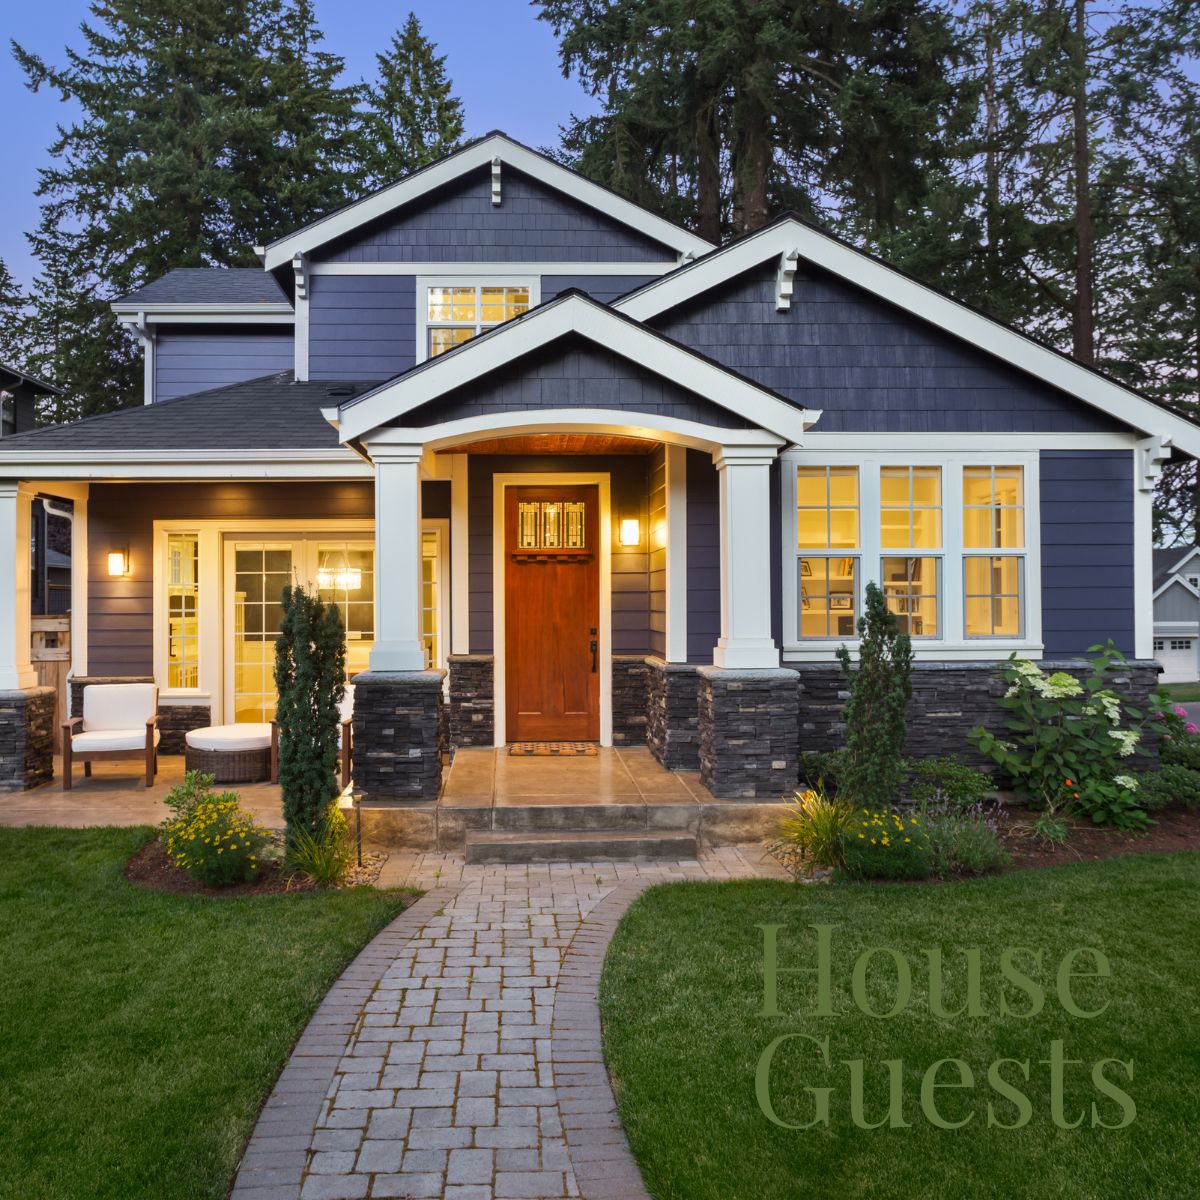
[1158,681,1200,703]
[0,826,415,1200]
[602,855,1200,1200]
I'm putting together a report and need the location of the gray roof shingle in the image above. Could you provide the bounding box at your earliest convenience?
[0,373,376,452]
[114,268,291,308]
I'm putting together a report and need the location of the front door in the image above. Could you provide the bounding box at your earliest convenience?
[505,485,600,741]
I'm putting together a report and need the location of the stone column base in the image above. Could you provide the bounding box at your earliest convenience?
[697,666,799,799]
[645,658,701,770]
[353,670,446,801]
[612,656,650,745]
[447,655,495,748]
[0,686,55,791]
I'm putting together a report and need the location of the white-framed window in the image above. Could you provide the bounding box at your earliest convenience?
[165,533,200,689]
[416,279,537,362]
[1171,638,1193,652]
[781,452,1040,657]
[1154,639,1165,652]
[421,519,450,668]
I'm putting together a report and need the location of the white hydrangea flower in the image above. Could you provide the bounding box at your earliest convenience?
[1040,672,1083,699]
[1108,729,1140,757]
[1114,775,1138,791]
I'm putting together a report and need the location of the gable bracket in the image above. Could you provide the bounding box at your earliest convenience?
[293,253,309,301]
[775,250,799,312]
[1139,435,1171,492]
[491,157,502,206]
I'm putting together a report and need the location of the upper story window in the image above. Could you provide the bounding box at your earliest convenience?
[424,283,533,359]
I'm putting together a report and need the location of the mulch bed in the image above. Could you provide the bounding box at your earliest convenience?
[997,805,1200,869]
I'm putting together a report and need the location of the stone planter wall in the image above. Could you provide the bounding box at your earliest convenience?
[447,655,494,748]
[352,670,446,802]
[612,656,650,745]
[645,658,701,770]
[0,686,55,791]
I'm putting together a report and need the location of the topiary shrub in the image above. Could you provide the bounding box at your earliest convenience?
[275,584,347,847]
[836,581,913,809]
[907,756,994,809]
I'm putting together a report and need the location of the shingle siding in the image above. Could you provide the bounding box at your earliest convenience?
[653,263,1127,433]
[1040,450,1135,656]
[309,274,417,381]
[154,328,294,402]
[315,167,676,264]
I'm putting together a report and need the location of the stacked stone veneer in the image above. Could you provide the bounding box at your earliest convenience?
[612,656,650,745]
[447,655,494,748]
[645,657,701,769]
[353,670,445,802]
[697,667,801,800]
[0,687,55,791]
[70,676,210,755]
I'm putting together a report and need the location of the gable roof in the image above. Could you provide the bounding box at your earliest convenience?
[334,289,814,448]
[113,268,291,310]
[259,132,714,272]
[0,362,61,396]
[1154,545,1200,591]
[615,214,1200,458]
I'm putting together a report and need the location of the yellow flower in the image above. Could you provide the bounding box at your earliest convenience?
[904,837,911,843]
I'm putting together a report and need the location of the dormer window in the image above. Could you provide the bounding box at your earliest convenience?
[419,280,536,361]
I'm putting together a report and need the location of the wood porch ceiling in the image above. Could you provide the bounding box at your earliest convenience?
[435,433,657,456]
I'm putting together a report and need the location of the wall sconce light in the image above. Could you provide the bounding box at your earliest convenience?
[619,518,640,547]
[107,548,130,577]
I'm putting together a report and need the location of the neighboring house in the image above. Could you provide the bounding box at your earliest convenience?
[1153,547,1200,682]
[0,362,60,438]
[0,132,1193,801]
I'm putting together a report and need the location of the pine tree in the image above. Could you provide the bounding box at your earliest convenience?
[12,0,361,415]
[0,258,31,371]
[359,14,465,187]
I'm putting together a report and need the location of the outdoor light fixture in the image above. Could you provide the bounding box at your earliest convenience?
[107,548,129,577]
[619,518,640,547]
[316,566,363,591]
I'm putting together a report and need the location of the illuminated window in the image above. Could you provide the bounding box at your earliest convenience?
[964,556,1023,638]
[963,466,1024,549]
[315,544,376,681]
[879,467,941,636]
[421,530,440,667]
[166,534,199,689]
[425,283,532,358]
[882,556,940,639]
[797,467,859,638]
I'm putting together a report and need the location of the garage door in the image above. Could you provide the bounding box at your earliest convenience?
[1154,638,1198,683]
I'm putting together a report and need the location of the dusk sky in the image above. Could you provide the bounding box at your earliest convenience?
[0,2,600,289]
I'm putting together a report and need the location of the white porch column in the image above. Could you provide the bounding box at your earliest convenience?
[712,446,780,669]
[0,481,37,690]
[369,445,428,671]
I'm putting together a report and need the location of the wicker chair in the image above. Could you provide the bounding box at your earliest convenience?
[63,683,159,790]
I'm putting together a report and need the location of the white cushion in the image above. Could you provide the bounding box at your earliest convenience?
[82,683,157,732]
[186,723,273,752]
[73,728,161,753]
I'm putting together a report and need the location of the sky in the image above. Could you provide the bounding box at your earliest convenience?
[0,1,601,290]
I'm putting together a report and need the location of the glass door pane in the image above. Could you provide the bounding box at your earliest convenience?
[231,543,293,723]
[315,543,376,680]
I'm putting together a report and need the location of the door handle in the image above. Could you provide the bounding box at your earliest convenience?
[590,639,598,672]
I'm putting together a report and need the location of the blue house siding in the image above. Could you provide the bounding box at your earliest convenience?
[309,275,416,381]
[154,328,293,402]
[315,168,677,264]
[686,449,721,663]
[1040,450,1135,656]
[653,264,1126,433]
[542,275,658,304]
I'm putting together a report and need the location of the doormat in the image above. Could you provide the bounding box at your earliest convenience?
[508,742,599,757]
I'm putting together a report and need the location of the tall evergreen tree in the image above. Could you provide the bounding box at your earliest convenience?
[360,14,465,187]
[12,0,361,416]
[0,258,31,372]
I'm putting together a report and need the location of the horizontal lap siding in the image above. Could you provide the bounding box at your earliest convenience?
[315,168,676,264]
[686,449,720,663]
[466,455,652,656]
[87,482,374,677]
[154,329,293,402]
[648,447,667,657]
[309,275,416,380]
[654,265,1126,433]
[1040,450,1135,655]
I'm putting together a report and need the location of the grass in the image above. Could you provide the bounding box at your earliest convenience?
[601,854,1200,1200]
[0,826,416,1200]
[1158,681,1200,702]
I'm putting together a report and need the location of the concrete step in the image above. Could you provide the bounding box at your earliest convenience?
[463,828,699,864]
[489,802,697,833]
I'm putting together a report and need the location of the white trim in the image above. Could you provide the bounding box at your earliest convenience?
[70,488,88,677]
[414,276,540,365]
[492,156,502,205]
[615,217,1200,458]
[450,455,470,655]
[1153,575,1200,602]
[143,327,155,406]
[306,261,679,277]
[422,518,451,669]
[115,307,293,322]
[664,444,688,663]
[1155,545,1200,588]
[779,450,1042,660]
[803,432,1140,451]
[1134,468,1154,659]
[491,472,612,748]
[337,293,812,446]
[294,254,311,382]
[0,482,38,689]
[0,450,374,480]
[261,134,713,270]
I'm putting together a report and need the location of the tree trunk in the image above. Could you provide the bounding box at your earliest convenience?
[733,88,771,234]
[984,1,1000,289]
[1071,0,1095,364]
[695,101,721,243]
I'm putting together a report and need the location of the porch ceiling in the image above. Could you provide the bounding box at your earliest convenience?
[434,433,657,456]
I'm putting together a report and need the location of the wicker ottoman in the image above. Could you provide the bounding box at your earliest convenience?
[184,724,276,784]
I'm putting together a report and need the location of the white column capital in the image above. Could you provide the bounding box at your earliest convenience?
[712,444,781,471]
[369,442,426,466]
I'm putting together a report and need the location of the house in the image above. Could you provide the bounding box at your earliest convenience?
[1153,547,1200,682]
[0,362,59,439]
[0,132,1191,809]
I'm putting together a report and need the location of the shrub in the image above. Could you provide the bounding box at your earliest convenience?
[836,582,913,810]
[922,802,1010,876]
[287,803,353,886]
[798,750,846,794]
[907,756,993,809]
[164,797,272,887]
[1160,735,1200,774]
[1137,764,1200,811]
[776,786,850,871]
[841,808,932,880]
[275,584,347,847]
[161,770,217,826]
[969,642,1149,829]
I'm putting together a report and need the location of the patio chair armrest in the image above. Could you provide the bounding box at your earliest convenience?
[63,716,83,736]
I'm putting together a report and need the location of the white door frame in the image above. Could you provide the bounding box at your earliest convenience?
[491,472,613,747]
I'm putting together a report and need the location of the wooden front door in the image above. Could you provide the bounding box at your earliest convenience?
[505,485,600,741]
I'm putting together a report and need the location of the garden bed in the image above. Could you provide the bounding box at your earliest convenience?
[998,805,1200,869]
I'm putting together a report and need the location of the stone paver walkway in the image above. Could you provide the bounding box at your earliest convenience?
[233,849,783,1200]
